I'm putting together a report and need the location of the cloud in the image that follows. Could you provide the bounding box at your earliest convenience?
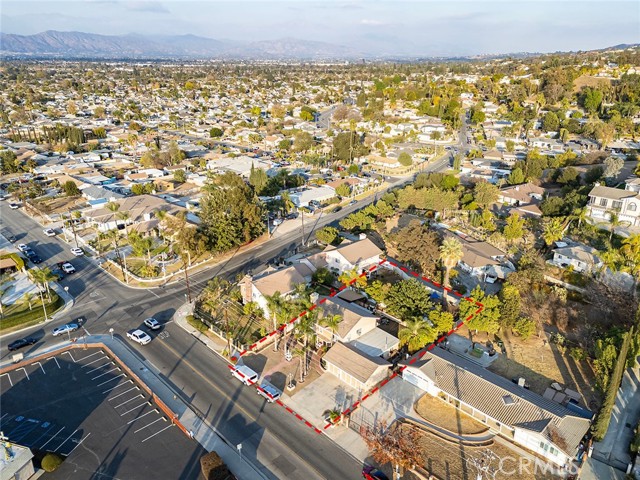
[359,19,387,26]
[123,1,169,13]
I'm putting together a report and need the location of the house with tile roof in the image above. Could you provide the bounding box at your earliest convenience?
[402,347,591,467]
[498,182,546,218]
[240,263,314,319]
[322,342,391,391]
[444,232,514,280]
[322,237,383,276]
[315,295,378,344]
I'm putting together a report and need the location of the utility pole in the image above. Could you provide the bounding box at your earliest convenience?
[183,252,192,303]
[68,209,79,248]
[301,209,305,247]
[113,235,128,284]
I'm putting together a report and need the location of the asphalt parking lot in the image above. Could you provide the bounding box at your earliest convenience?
[0,347,205,480]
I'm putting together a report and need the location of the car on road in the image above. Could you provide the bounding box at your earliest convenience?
[231,365,259,386]
[362,466,390,480]
[256,381,281,402]
[272,218,283,226]
[28,254,42,264]
[127,329,152,345]
[43,228,56,237]
[52,323,79,337]
[70,247,84,256]
[349,200,358,205]
[9,203,20,209]
[143,317,161,330]
[17,244,29,252]
[6,235,16,243]
[285,212,298,220]
[8,337,37,352]
[61,262,76,274]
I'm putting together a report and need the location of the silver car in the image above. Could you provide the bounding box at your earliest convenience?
[52,323,79,337]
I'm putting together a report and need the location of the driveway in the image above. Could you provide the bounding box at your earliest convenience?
[591,360,640,472]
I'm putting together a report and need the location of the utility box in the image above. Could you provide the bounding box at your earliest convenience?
[12,353,24,363]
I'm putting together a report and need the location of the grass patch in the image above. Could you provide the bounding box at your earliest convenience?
[0,293,63,332]
[187,314,209,333]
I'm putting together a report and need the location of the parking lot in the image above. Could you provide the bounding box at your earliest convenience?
[0,348,205,479]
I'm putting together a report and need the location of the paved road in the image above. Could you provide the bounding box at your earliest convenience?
[0,160,449,478]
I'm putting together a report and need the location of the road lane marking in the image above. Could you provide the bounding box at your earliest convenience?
[81,356,108,368]
[120,402,149,416]
[102,379,133,394]
[66,432,91,456]
[92,367,120,380]
[86,361,113,374]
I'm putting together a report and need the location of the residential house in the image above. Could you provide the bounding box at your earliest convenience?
[315,295,379,344]
[366,155,401,170]
[289,186,336,208]
[445,233,513,280]
[586,183,640,227]
[320,237,383,276]
[551,242,603,274]
[498,183,546,218]
[350,327,400,359]
[322,342,391,391]
[240,263,314,318]
[402,348,591,467]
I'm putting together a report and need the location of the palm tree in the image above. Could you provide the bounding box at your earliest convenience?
[542,217,566,248]
[319,314,342,344]
[620,234,640,297]
[266,292,286,351]
[570,206,589,230]
[21,291,35,311]
[398,318,436,353]
[0,287,6,317]
[439,238,463,305]
[605,213,629,242]
[294,312,317,378]
[280,191,295,215]
[292,347,306,383]
[30,267,55,301]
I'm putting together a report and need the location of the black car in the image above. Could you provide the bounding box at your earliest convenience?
[24,249,37,258]
[8,337,37,352]
[30,255,43,264]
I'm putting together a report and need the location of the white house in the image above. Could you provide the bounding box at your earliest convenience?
[323,237,383,276]
[551,243,603,274]
[402,348,591,468]
[315,295,379,344]
[289,186,336,208]
[587,183,640,227]
[322,342,391,391]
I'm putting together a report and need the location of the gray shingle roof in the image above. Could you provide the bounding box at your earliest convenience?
[589,185,638,200]
[405,348,590,455]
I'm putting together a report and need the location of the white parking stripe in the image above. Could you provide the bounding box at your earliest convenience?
[127,410,157,425]
[78,351,102,362]
[40,427,65,450]
[53,357,61,369]
[31,362,45,374]
[102,379,132,394]
[120,402,149,416]
[91,367,120,380]
[141,424,173,443]
[66,432,91,456]
[134,417,163,433]
[114,394,143,409]
[108,386,138,400]
[97,373,125,387]
[0,374,12,387]
[54,429,79,453]
[80,356,108,368]
[62,351,76,362]
[86,361,113,374]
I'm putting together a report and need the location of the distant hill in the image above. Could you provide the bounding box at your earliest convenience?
[0,30,364,60]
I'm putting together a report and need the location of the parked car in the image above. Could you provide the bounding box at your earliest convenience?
[256,381,281,403]
[52,323,79,337]
[9,203,20,209]
[349,200,358,205]
[285,212,298,220]
[17,244,29,252]
[24,248,37,258]
[50,267,64,280]
[231,365,258,386]
[8,337,37,352]
[70,247,84,256]
[61,262,76,274]
[127,329,151,345]
[272,218,283,226]
[143,317,161,330]
[29,254,42,264]
[43,228,56,237]
[362,466,390,480]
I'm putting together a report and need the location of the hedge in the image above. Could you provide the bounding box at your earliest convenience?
[41,453,64,472]
[0,293,63,332]
[0,252,25,271]
[200,451,233,480]
[187,314,208,333]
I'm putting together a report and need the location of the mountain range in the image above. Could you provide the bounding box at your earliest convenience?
[0,30,366,60]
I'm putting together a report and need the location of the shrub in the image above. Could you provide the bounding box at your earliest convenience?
[200,451,233,480]
[569,347,587,361]
[41,452,64,472]
[187,315,208,333]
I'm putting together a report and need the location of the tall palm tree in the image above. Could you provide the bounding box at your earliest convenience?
[292,347,306,383]
[319,314,342,344]
[30,267,55,301]
[398,318,436,354]
[280,191,295,215]
[22,291,35,311]
[266,292,286,351]
[439,238,463,305]
[542,217,566,248]
[295,312,317,378]
[570,206,589,230]
[620,234,640,297]
[605,213,629,242]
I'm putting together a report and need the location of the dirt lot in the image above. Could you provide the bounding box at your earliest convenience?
[400,424,558,480]
[460,325,600,410]
[414,394,487,435]
[33,195,86,215]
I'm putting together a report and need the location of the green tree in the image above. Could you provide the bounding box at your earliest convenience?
[499,284,521,328]
[512,317,536,340]
[461,285,501,335]
[386,279,433,320]
[398,152,412,167]
[315,226,339,245]
[209,127,224,138]
[508,167,525,185]
[473,182,499,208]
[248,164,268,193]
[542,217,566,247]
[398,318,437,353]
[542,111,560,132]
[393,220,441,278]
[173,169,187,183]
[428,306,454,334]
[338,268,367,289]
[0,150,20,175]
[335,183,352,197]
[62,180,80,196]
[365,280,391,306]
[503,213,526,244]
[439,238,463,305]
[293,131,314,153]
[582,88,603,115]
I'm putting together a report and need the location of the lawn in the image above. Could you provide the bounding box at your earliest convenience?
[414,394,488,435]
[0,293,63,333]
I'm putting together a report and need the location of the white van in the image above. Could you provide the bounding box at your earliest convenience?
[231,365,259,386]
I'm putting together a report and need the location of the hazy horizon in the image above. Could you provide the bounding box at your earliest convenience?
[2,0,639,57]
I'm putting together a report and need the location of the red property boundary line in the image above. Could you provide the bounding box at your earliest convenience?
[228,258,485,434]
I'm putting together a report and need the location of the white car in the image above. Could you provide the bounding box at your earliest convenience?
[52,323,79,337]
[17,244,29,252]
[9,203,19,209]
[127,329,151,345]
[61,262,76,274]
[143,317,161,330]
[70,247,84,256]
[43,228,56,237]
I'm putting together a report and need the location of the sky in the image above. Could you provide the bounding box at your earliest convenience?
[2,0,639,57]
